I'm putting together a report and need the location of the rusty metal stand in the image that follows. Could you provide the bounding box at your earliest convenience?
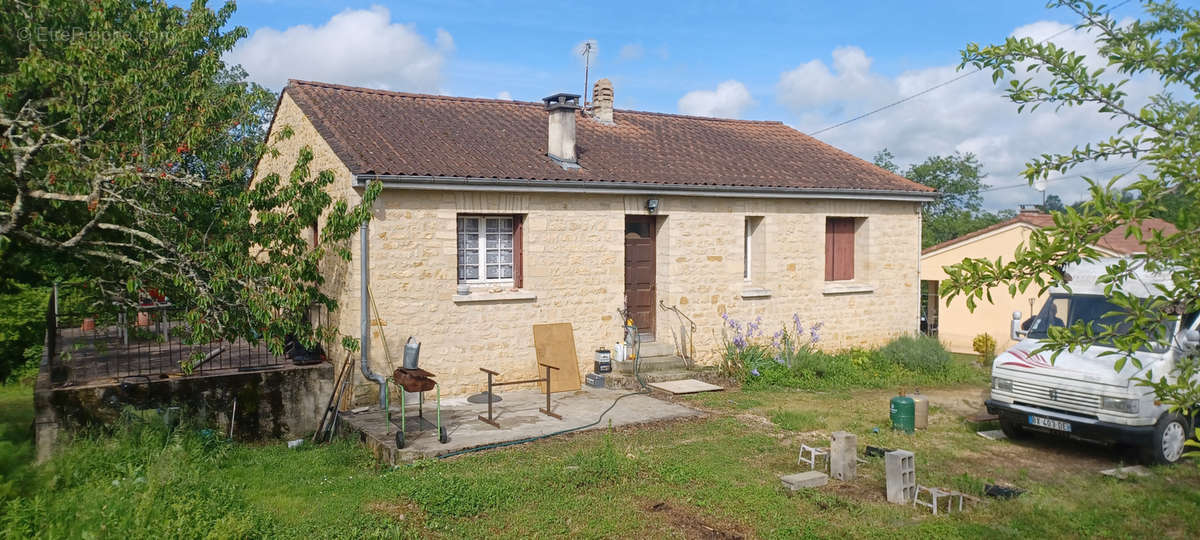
[477,363,561,428]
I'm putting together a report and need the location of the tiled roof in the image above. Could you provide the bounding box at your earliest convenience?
[283,80,934,194]
[922,211,1178,255]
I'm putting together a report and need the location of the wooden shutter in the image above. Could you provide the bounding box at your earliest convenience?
[513,214,524,288]
[825,219,837,281]
[825,218,855,281]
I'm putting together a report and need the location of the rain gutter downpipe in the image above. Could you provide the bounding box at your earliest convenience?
[361,220,386,407]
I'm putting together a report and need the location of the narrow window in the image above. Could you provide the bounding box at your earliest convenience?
[457,215,523,286]
[744,218,753,281]
[310,222,319,248]
[825,217,856,281]
[743,216,763,282]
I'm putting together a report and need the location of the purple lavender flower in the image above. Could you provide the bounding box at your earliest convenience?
[811,321,824,343]
[792,313,803,335]
[732,335,747,351]
[750,368,760,377]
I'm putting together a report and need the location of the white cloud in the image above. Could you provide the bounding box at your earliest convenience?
[678,80,755,118]
[435,28,455,52]
[619,43,644,60]
[777,46,889,110]
[226,6,451,92]
[496,91,513,100]
[775,21,1157,210]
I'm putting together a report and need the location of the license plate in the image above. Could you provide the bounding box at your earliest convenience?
[1028,415,1072,432]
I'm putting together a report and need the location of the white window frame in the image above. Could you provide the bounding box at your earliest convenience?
[457,215,514,284]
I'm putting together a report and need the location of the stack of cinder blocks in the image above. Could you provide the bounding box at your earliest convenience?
[885,450,916,504]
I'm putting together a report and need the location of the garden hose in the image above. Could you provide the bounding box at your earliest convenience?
[434,318,649,461]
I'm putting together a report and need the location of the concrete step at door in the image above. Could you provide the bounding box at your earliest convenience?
[603,370,697,390]
[614,354,688,375]
[631,340,676,358]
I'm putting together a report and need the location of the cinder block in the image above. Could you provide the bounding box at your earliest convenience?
[781,471,829,490]
[829,431,857,481]
[885,450,916,504]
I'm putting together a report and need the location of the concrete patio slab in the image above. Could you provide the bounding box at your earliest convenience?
[649,379,723,395]
[338,386,705,464]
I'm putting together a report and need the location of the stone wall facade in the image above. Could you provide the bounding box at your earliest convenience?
[256,94,924,399]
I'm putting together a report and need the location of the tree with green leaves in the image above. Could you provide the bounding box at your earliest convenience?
[1042,193,1066,212]
[0,0,378,366]
[873,149,1014,247]
[944,0,1200,440]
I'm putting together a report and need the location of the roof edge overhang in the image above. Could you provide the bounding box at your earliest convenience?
[920,220,1125,260]
[353,174,938,202]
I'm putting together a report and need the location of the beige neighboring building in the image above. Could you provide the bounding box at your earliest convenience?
[920,209,1178,354]
[254,79,937,397]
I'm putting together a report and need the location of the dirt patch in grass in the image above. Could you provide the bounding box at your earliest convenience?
[642,500,748,539]
[734,412,774,428]
[366,499,426,526]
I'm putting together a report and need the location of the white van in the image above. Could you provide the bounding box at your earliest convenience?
[985,259,1199,464]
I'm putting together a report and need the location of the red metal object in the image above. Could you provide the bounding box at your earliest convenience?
[393,366,436,393]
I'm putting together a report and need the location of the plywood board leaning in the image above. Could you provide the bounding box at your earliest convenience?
[532,323,581,392]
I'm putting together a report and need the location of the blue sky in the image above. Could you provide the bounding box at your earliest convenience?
[222,0,1165,209]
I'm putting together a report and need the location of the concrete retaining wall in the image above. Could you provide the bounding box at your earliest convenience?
[34,363,333,462]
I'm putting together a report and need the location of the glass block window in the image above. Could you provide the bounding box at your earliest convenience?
[458,216,514,283]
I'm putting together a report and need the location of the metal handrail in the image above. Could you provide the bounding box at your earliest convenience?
[658,300,697,367]
[658,300,697,333]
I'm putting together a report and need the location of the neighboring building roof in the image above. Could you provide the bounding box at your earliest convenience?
[283,80,934,194]
[921,211,1178,256]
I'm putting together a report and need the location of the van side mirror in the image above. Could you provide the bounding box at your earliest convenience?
[1011,311,1027,341]
[1176,329,1200,355]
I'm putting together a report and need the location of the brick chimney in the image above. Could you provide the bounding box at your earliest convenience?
[592,78,614,124]
[542,93,580,167]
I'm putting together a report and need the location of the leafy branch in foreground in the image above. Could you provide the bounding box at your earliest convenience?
[1,0,378,360]
[943,1,1200,412]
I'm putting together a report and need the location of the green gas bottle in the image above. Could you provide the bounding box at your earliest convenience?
[890,391,915,434]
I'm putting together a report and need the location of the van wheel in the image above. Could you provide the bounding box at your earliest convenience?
[999,417,1028,440]
[1143,413,1187,465]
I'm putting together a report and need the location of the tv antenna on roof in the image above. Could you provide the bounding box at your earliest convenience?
[576,40,596,107]
[1033,177,1048,209]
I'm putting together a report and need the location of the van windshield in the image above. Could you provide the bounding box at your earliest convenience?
[1027,294,1130,341]
[1027,294,1173,350]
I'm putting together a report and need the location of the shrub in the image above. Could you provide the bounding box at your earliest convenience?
[876,334,951,373]
[718,315,981,390]
[972,333,997,367]
[0,287,49,382]
[719,312,823,382]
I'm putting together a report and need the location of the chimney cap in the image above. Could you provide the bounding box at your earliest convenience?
[542,93,581,111]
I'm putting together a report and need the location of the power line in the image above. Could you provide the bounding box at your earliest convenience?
[980,162,1142,193]
[808,0,1134,137]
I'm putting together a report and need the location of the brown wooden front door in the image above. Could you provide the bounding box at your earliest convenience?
[624,216,656,340]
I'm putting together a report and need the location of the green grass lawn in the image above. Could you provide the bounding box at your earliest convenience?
[2,377,1198,538]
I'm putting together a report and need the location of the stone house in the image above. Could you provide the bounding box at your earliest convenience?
[920,209,1177,354]
[254,79,936,397]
